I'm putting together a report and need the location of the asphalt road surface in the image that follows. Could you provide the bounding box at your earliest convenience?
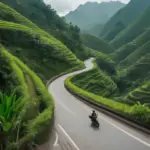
[48,58,150,150]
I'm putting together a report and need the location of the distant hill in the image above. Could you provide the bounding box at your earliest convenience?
[100,0,150,41]
[83,24,104,37]
[65,1,125,30]
[81,33,113,53]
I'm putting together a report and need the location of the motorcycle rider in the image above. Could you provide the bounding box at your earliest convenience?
[91,110,97,121]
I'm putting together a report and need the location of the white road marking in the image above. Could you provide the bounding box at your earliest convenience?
[53,131,59,147]
[83,105,150,147]
[58,124,80,150]
[57,101,76,116]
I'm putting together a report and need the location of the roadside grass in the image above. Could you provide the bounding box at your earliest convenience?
[65,75,150,125]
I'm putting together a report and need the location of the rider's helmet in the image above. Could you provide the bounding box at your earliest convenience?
[93,110,95,113]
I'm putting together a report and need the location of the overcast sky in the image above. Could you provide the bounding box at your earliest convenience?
[43,0,130,16]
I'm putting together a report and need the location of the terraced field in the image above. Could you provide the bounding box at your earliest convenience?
[126,82,150,105]
[71,65,117,97]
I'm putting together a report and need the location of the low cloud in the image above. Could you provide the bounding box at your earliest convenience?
[44,0,130,16]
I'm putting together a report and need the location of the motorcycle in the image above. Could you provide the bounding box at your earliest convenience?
[89,115,100,128]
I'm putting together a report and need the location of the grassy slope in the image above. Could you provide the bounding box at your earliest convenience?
[0,45,54,147]
[82,34,113,53]
[110,6,150,49]
[0,2,83,81]
[100,0,150,41]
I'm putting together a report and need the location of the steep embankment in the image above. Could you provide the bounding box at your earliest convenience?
[110,6,150,49]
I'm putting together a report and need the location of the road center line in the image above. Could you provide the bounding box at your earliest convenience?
[58,124,80,150]
[83,106,150,147]
[53,131,59,147]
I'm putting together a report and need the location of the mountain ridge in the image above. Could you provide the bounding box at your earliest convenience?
[65,1,125,31]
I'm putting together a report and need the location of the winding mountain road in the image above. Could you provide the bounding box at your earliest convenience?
[48,58,150,150]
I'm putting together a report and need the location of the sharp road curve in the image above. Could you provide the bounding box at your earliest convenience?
[48,58,150,150]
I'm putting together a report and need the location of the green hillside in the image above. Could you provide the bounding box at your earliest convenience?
[82,34,113,53]
[111,26,150,63]
[110,6,150,49]
[120,53,150,83]
[0,45,54,149]
[0,0,85,58]
[100,0,150,41]
[65,1,125,30]
[87,48,116,75]
[119,40,150,68]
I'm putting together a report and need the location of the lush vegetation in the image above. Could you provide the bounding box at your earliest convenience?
[65,75,150,125]
[81,34,113,53]
[0,2,83,82]
[65,1,125,31]
[0,1,84,149]
[100,0,150,41]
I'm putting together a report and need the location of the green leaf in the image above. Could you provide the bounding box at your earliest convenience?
[0,104,5,116]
